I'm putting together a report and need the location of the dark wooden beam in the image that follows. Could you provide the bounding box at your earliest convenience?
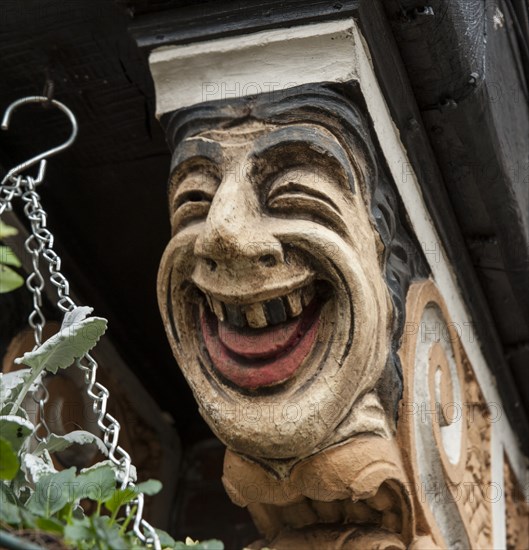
[127,0,360,52]
[377,0,529,434]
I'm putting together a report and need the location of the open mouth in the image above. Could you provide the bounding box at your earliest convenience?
[198,281,328,389]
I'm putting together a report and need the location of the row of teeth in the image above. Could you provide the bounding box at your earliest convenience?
[205,284,315,329]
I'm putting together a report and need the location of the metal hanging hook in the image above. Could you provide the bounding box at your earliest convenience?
[1,95,78,185]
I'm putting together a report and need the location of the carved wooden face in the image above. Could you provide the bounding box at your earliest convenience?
[158,120,392,459]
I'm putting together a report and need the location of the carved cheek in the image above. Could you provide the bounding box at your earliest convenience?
[157,228,199,345]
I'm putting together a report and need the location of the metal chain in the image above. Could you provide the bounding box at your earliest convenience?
[22,177,49,347]
[32,383,51,443]
[0,173,161,549]
[0,175,51,440]
[0,174,23,216]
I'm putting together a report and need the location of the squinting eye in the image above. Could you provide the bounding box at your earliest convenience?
[267,174,346,234]
[173,190,212,210]
[267,175,342,214]
[171,189,214,234]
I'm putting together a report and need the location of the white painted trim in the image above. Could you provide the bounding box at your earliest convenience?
[492,425,507,550]
[149,20,357,117]
[148,17,529,544]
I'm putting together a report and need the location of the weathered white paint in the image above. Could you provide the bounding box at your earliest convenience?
[149,20,357,117]
[149,18,529,547]
[413,304,469,548]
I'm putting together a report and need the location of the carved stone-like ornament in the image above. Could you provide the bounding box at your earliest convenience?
[157,85,423,466]
[156,84,522,547]
[398,280,493,549]
[223,435,418,548]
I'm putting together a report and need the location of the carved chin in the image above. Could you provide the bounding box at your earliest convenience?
[198,280,332,389]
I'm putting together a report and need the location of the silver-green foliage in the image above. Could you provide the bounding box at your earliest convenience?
[0,306,224,549]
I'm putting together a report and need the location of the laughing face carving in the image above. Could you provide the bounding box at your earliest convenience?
[158,85,419,461]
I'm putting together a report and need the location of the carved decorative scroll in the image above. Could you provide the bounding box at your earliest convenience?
[398,280,493,549]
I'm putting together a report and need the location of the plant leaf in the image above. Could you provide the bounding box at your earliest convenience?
[79,458,137,484]
[103,487,137,515]
[15,317,108,374]
[0,264,24,293]
[194,541,224,550]
[19,508,38,529]
[0,370,45,414]
[0,478,17,503]
[26,467,77,517]
[76,463,117,503]
[34,430,108,457]
[0,374,7,408]
[91,516,127,550]
[61,306,94,330]
[103,479,161,515]
[10,466,32,501]
[83,458,138,485]
[135,478,162,496]
[23,450,58,483]
[36,515,65,534]
[0,415,34,452]
[0,437,19,480]
[177,541,224,550]
[0,245,21,268]
[72,504,85,520]
[64,517,93,545]
[0,494,22,524]
[155,529,177,548]
[0,220,17,239]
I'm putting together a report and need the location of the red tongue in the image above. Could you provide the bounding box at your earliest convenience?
[218,315,302,359]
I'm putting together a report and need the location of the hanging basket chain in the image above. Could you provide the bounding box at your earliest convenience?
[23,176,50,346]
[21,177,53,441]
[0,97,161,550]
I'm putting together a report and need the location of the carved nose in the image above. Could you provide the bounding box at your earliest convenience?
[195,225,284,268]
[194,187,284,267]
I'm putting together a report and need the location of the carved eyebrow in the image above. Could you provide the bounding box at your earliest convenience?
[251,126,355,192]
[169,138,223,176]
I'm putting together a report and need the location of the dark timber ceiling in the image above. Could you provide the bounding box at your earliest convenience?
[1,0,528,452]
[0,0,202,444]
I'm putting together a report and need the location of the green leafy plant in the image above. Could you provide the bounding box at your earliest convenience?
[0,307,224,550]
[0,220,24,293]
